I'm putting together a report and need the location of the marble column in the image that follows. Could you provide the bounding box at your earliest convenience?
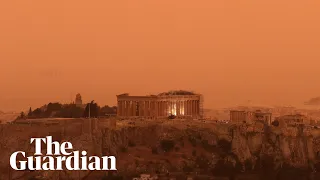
[191,100,195,116]
[157,101,160,117]
[117,101,121,116]
[191,100,195,117]
[151,101,153,117]
[181,101,184,115]
[132,101,136,116]
[149,101,153,117]
[162,101,164,116]
[189,100,193,116]
[162,101,165,116]
[193,100,196,116]
[145,101,149,117]
[195,100,198,116]
[124,101,128,116]
[127,101,132,116]
[187,100,190,116]
[122,101,126,116]
[158,101,161,116]
[128,101,131,116]
[143,101,146,117]
[190,100,193,116]
[195,100,199,115]
[139,101,143,117]
[145,101,148,117]
[178,101,181,115]
[198,100,201,116]
[156,101,159,117]
[161,101,164,116]
[176,101,180,116]
[164,101,167,116]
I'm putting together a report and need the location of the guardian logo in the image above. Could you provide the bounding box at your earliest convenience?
[9,136,117,171]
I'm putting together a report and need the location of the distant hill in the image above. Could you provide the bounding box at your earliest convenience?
[305,97,320,106]
[0,112,20,124]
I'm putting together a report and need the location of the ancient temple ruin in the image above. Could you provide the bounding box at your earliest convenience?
[116,90,203,118]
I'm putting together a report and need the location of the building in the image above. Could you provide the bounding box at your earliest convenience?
[116,90,203,118]
[230,110,272,124]
[254,110,272,125]
[275,114,310,126]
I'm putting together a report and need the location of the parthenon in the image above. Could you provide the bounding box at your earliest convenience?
[116,90,203,118]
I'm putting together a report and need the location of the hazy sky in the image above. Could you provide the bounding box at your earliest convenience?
[1,0,320,111]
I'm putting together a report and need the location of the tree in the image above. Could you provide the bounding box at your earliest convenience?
[20,112,26,119]
[32,108,43,118]
[83,100,99,118]
[160,140,175,152]
[99,105,117,116]
[57,104,84,118]
[28,107,32,117]
[45,102,62,117]
[271,120,279,127]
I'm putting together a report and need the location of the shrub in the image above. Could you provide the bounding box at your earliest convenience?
[271,120,279,127]
[152,147,158,154]
[119,146,128,153]
[28,177,40,180]
[108,176,123,180]
[196,134,202,140]
[175,146,180,152]
[180,141,185,147]
[217,139,231,152]
[183,164,193,173]
[160,140,175,152]
[188,136,197,147]
[201,140,216,152]
[128,140,136,147]
[196,154,209,169]
[181,154,187,159]
[192,150,197,156]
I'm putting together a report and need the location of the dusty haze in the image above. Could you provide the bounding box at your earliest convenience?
[1,0,320,112]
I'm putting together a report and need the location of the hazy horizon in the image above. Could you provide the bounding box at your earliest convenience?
[1,1,320,112]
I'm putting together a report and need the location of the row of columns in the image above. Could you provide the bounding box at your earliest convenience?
[117,100,200,117]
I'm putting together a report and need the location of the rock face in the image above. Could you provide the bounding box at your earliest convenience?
[1,120,320,179]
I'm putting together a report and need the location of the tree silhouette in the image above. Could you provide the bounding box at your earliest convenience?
[32,108,43,118]
[20,101,114,119]
[45,103,62,117]
[20,112,26,119]
[28,107,32,117]
[99,105,117,116]
[58,104,84,118]
[83,100,99,118]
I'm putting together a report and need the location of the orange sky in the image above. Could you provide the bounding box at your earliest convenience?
[1,0,320,111]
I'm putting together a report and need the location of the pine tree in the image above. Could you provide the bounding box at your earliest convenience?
[20,112,25,119]
[28,107,32,117]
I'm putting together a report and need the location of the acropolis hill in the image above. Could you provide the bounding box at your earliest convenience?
[1,117,320,179]
[2,92,320,179]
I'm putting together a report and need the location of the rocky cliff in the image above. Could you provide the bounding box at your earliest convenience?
[1,119,320,179]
